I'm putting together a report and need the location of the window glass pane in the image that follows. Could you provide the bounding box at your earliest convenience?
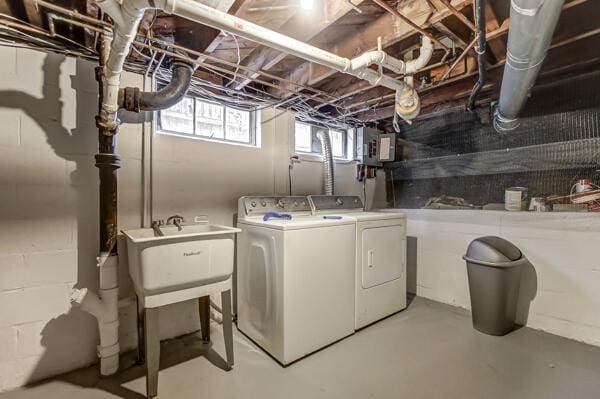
[159,97,194,134]
[329,129,345,158]
[295,122,312,153]
[195,100,224,139]
[225,108,251,142]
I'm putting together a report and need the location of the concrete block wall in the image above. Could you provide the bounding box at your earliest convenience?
[0,46,371,392]
[0,47,99,391]
[0,46,149,391]
[404,209,600,346]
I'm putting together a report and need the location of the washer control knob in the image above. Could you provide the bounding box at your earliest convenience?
[260,200,267,207]
[277,199,286,208]
[336,197,343,205]
[251,201,257,207]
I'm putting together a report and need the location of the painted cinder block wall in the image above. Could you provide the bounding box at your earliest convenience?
[0,46,367,392]
[405,209,600,346]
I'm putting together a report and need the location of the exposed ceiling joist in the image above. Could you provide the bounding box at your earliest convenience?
[272,0,472,99]
[230,0,367,90]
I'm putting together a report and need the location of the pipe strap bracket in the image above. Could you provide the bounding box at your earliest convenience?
[511,0,544,16]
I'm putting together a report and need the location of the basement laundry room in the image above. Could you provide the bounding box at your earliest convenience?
[1,0,600,398]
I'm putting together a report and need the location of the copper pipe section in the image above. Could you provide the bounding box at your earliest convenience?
[37,0,112,28]
[438,0,476,32]
[371,0,449,50]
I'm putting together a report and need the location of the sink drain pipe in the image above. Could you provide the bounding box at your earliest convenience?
[69,29,192,375]
[70,34,121,376]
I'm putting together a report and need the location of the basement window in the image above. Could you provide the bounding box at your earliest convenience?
[294,121,352,160]
[158,97,257,145]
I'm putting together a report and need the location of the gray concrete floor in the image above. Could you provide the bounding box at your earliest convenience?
[3,297,600,399]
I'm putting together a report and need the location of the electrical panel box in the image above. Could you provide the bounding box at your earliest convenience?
[356,127,383,166]
[377,133,397,162]
[356,128,398,165]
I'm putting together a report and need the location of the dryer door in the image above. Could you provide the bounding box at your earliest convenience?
[361,225,405,288]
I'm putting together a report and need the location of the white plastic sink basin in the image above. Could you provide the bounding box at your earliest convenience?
[122,224,241,296]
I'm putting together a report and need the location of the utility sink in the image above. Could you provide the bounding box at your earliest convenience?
[122,224,241,296]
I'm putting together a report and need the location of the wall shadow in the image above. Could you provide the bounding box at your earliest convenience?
[406,236,418,296]
[515,260,538,327]
[0,51,225,398]
[0,52,102,384]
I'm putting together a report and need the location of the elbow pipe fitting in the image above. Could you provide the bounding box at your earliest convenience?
[118,61,194,112]
[350,51,406,75]
[404,36,434,75]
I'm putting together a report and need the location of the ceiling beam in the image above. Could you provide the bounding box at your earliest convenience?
[484,2,506,63]
[231,0,367,90]
[272,0,472,99]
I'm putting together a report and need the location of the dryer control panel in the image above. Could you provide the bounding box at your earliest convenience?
[240,196,312,216]
[309,195,364,212]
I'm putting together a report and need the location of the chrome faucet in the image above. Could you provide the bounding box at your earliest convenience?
[166,215,185,231]
[151,220,164,237]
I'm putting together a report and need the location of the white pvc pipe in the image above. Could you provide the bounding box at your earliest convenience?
[95,0,427,122]
[71,253,120,376]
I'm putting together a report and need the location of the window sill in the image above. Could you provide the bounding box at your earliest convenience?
[157,130,260,149]
[295,152,356,164]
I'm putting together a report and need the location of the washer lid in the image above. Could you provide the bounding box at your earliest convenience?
[239,215,354,230]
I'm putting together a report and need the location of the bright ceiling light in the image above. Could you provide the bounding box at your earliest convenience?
[300,0,314,10]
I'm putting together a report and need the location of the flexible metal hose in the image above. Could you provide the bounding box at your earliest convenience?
[316,130,334,195]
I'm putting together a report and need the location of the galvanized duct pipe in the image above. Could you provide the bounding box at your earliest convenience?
[119,61,194,112]
[493,0,566,132]
[468,0,486,110]
[316,130,334,195]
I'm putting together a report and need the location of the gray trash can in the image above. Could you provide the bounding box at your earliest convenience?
[463,236,527,336]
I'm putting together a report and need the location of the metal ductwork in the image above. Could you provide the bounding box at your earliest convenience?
[493,0,566,132]
[119,60,194,112]
[316,130,334,196]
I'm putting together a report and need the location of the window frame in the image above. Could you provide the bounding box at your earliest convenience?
[157,96,258,147]
[294,121,352,160]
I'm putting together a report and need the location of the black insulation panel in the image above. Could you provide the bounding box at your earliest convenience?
[386,70,600,208]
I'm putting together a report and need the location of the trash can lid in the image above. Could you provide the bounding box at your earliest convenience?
[465,236,522,264]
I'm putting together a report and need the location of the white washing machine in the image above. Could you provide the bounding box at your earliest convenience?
[309,195,407,330]
[236,196,356,365]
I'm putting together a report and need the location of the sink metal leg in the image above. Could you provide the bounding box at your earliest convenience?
[136,295,145,365]
[199,296,211,343]
[221,289,234,370]
[144,308,160,399]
